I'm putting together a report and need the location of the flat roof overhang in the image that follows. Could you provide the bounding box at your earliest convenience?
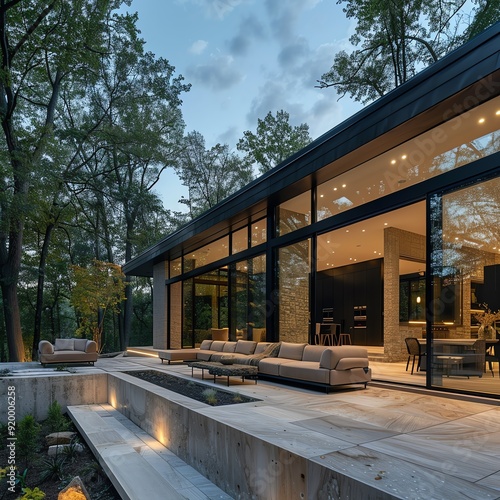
[124,22,500,277]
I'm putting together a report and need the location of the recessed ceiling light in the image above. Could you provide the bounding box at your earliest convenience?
[362,229,365,232]
[346,229,349,233]
[333,187,337,191]
[401,155,407,160]
[384,222,388,226]
[391,159,396,165]
[478,118,485,124]
[342,184,346,188]
[496,110,500,116]
[320,194,324,197]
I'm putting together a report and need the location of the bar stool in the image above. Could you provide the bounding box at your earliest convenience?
[338,333,351,345]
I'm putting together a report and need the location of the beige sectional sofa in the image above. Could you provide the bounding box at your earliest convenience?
[159,340,279,366]
[158,340,371,390]
[38,338,98,366]
[258,342,371,390]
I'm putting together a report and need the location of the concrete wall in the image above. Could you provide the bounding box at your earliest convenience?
[0,373,108,424]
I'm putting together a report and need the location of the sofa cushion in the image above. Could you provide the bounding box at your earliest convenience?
[210,341,226,352]
[196,350,214,361]
[235,340,257,355]
[199,340,213,350]
[278,342,307,360]
[54,339,74,351]
[222,342,237,353]
[279,361,330,384]
[73,339,88,352]
[258,357,295,376]
[302,345,327,362]
[319,346,369,370]
[254,342,272,354]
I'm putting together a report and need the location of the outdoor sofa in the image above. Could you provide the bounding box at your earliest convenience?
[158,340,371,390]
[38,338,98,366]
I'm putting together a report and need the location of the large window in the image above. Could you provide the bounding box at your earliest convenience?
[317,96,500,221]
[231,255,266,342]
[400,274,426,322]
[429,175,500,395]
[184,236,229,272]
[277,192,311,236]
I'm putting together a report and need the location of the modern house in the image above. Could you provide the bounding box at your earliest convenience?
[124,22,500,398]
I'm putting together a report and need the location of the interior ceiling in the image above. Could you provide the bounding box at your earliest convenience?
[317,202,426,274]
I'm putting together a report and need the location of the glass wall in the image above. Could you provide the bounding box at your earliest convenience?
[278,239,311,342]
[182,270,228,347]
[317,95,500,221]
[232,227,248,254]
[277,192,311,236]
[251,219,267,246]
[231,255,266,341]
[184,235,229,272]
[429,175,500,395]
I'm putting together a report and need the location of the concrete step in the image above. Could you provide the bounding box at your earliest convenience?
[67,404,232,500]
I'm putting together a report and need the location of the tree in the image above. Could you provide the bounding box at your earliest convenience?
[237,110,312,175]
[0,0,126,361]
[70,260,126,352]
[68,22,189,349]
[317,0,500,103]
[176,131,253,218]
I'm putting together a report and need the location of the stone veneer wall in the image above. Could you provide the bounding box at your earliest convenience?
[169,281,182,349]
[153,261,168,349]
[278,241,310,343]
[384,227,426,362]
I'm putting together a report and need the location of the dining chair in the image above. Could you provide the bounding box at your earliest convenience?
[404,337,422,374]
[485,335,500,376]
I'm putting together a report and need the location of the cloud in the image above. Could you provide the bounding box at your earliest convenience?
[179,0,248,19]
[227,15,266,56]
[190,40,208,54]
[187,53,244,91]
[277,37,309,68]
[264,0,322,42]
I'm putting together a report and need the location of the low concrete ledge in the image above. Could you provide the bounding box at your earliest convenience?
[68,404,231,500]
[0,372,107,424]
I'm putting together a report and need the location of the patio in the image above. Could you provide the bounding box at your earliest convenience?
[2,353,500,498]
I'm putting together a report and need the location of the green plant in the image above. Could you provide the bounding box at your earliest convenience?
[82,460,105,484]
[39,456,66,482]
[45,401,70,433]
[202,388,218,405]
[62,438,81,462]
[20,486,46,499]
[54,365,68,371]
[232,392,243,403]
[17,415,41,467]
[15,468,29,489]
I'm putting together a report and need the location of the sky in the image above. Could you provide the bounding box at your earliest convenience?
[125,0,363,211]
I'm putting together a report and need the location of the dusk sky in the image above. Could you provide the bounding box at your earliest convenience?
[125,0,363,210]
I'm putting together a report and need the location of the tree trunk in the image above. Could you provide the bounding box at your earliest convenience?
[32,222,54,360]
[1,282,25,361]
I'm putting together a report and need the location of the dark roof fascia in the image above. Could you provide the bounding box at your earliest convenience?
[124,22,500,277]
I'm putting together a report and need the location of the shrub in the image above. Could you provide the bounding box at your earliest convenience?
[45,401,70,433]
[17,415,41,467]
[202,388,218,405]
[20,486,46,499]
